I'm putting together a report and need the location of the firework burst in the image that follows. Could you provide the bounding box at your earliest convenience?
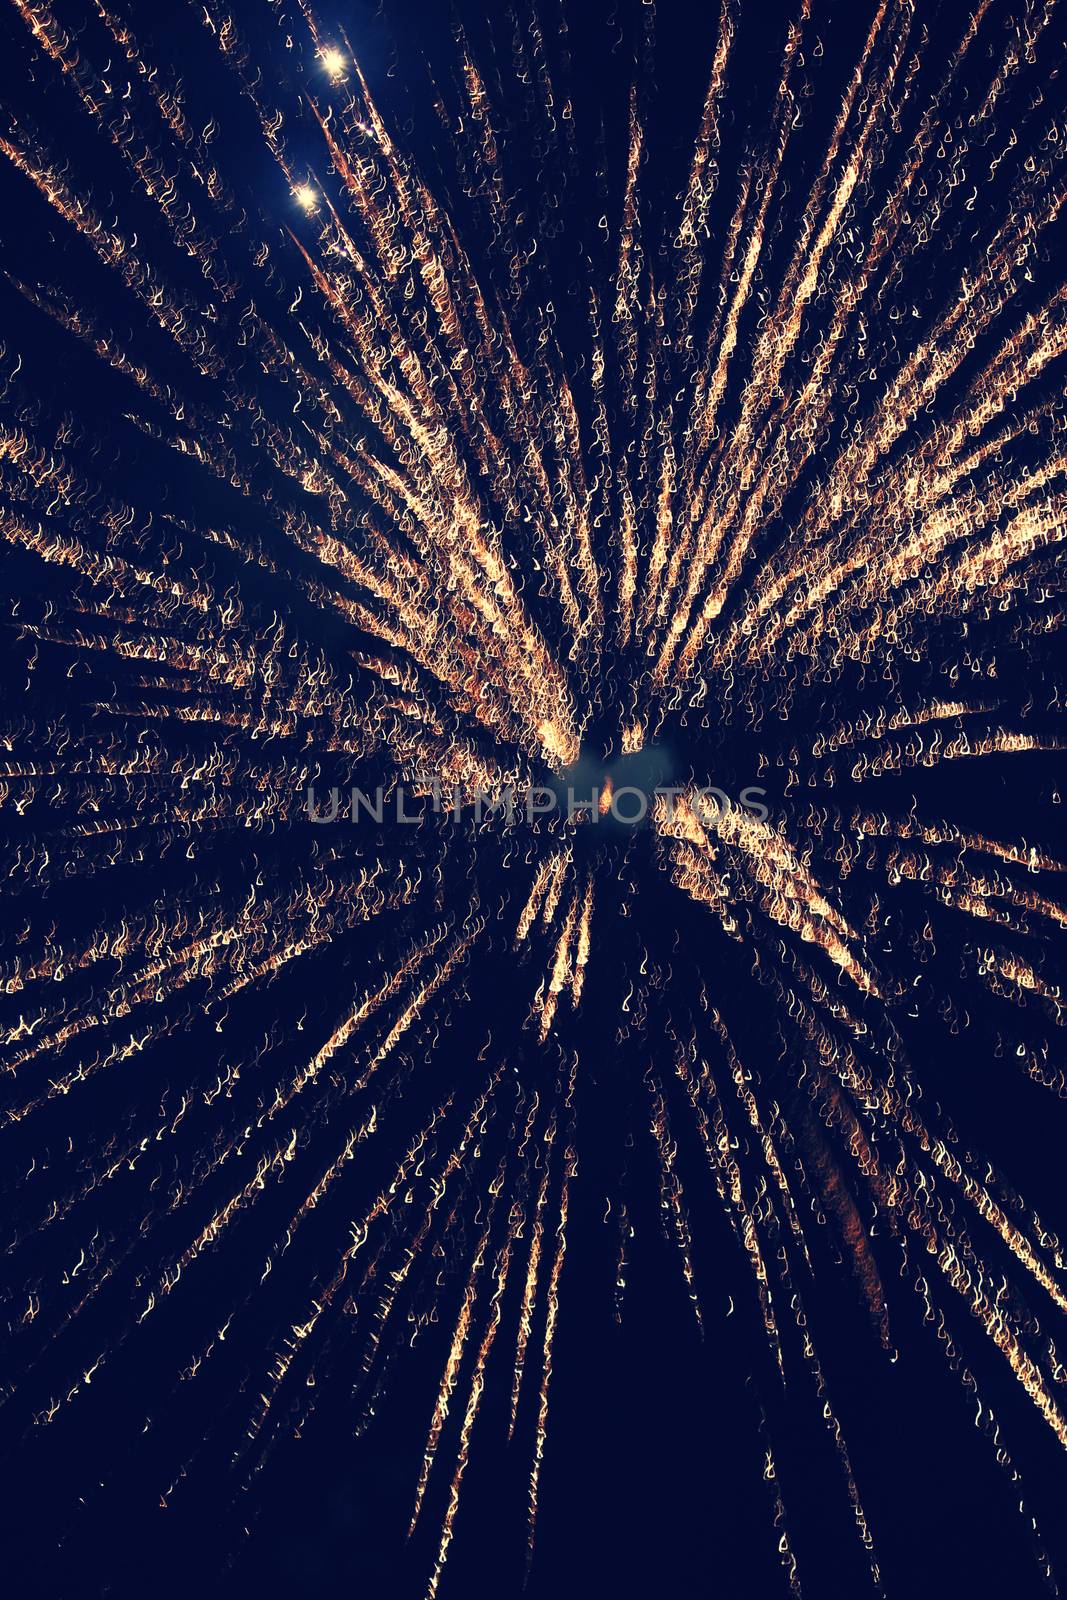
[0,0,1065,1594]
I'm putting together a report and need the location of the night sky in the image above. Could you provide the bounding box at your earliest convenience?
[0,2,1066,1597]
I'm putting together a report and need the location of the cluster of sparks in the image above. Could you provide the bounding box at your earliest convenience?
[0,0,1065,1592]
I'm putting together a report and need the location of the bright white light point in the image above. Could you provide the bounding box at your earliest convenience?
[294,183,317,212]
[319,46,345,78]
